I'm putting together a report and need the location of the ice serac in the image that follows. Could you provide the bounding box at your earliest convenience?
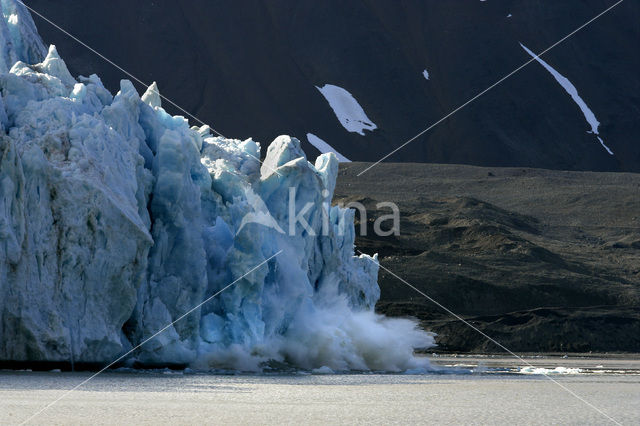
[0,0,46,73]
[0,0,433,371]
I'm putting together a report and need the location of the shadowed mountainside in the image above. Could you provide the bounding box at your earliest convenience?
[27,0,640,172]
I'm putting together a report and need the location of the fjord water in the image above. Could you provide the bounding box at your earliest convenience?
[2,357,639,425]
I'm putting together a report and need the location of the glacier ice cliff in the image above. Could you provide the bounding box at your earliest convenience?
[0,0,433,371]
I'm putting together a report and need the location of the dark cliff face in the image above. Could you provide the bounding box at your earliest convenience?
[26,0,639,172]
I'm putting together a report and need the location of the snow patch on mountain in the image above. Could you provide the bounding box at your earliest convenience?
[520,43,614,156]
[316,84,377,136]
[306,133,350,162]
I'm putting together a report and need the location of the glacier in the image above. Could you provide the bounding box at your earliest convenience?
[0,0,433,371]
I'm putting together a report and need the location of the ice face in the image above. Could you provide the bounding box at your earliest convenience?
[0,0,46,73]
[0,0,434,371]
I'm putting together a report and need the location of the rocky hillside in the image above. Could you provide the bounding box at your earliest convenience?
[335,162,640,352]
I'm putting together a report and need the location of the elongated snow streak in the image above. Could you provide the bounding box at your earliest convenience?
[357,0,623,175]
[316,84,377,135]
[19,251,282,426]
[365,253,622,426]
[306,132,351,162]
[520,43,614,155]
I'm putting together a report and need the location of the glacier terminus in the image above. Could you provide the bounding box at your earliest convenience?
[0,0,433,371]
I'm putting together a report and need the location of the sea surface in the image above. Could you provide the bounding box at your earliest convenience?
[1,356,639,425]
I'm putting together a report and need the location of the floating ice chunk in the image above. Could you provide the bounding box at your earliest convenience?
[422,69,430,80]
[520,43,614,156]
[316,84,377,135]
[306,133,351,162]
[519,366,583,375]
[312,366,335,374]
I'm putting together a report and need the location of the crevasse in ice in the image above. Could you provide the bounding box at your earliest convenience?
[0,0,433,371]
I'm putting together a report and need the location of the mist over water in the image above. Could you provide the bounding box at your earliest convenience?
[195,295,435,372]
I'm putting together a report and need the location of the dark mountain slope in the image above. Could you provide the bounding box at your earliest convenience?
[26,0,640,171]
[335,162,640,352]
